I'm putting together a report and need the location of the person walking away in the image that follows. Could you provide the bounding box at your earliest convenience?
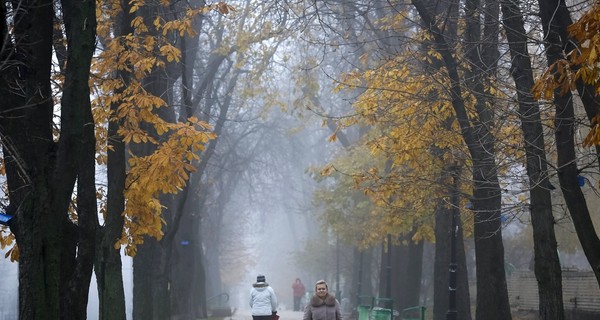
[303,280,342,320]
[250,274,278,320]
[292,278,306,311]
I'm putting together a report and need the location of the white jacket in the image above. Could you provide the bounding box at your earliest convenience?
[250,282,278,316]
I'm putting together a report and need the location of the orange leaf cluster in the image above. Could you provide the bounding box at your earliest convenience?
[91,0,221,255]
[533,3,600,147]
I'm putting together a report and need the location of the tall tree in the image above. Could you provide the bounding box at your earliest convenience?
[501,0,564,317]
[411,0,512,318]
[91,2,222,318]
[0,0,97,318]
[94,0,134,319]
[534,0,600,287]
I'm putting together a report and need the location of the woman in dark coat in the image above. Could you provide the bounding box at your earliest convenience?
[303,280,342,320]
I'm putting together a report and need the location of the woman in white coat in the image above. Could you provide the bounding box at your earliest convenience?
[250,274,278,320]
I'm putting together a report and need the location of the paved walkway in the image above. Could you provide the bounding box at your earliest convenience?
[229,309,357,320]
[230,309,305,320]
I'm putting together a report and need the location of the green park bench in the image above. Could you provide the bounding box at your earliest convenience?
[207,292,233,317]
[400,306,425,320]
[356,296,374,320]
[357,304,372,320]
[371,307,393,320]
[357,297,425,320]
[370,298,394,320]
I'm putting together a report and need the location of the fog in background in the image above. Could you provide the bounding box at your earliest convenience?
[0,102,337,319]
[2,0,598,318]
[0,254,17,318]
[214,107,338,313]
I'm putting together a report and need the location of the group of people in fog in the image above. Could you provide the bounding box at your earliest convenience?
[249,275,342,320]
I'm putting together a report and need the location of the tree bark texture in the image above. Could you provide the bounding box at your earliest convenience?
[0,0,97,316]
[171,207,196,319]
[95,86,127,320]
[388,233,424,312]
[132,239,160,320]
[59,0,99,316]
[93,0,134,318]
[462,7,512,319]
[350,247,374,310]
[537,0,600,286]
[2,0,57,315]
[501,0,565,318]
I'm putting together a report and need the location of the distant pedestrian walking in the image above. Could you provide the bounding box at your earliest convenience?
[303,280,342,320]
[250,274,278,320]
[292,278,306,311]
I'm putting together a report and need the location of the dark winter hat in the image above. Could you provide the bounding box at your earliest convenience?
[257,275,266,282]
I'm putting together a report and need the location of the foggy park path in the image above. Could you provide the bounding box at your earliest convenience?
[229,309,305,320]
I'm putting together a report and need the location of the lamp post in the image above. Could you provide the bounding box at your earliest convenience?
[356,250,363,309]
[336,235,340,298]
[386,234,392,299]
[446,166,460,320]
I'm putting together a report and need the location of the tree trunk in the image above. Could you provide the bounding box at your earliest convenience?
[501,0,564,318]
[350,246,374,311]
[60,0,99,314]
[390,241,408,310]
[389,233,423,312]
[127,0,180,314]
[96,244,126,320]
[471,168,511,320]
[95,87,127,320]
[93,0,134,318]
[133,238,160,320]
[2,0,57,316]
[171,208,196,319]
[193,248,209,318]
[537,0,600,286]
[1,0,98,317]
[96,116,127,319]
[377,235,424,312]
